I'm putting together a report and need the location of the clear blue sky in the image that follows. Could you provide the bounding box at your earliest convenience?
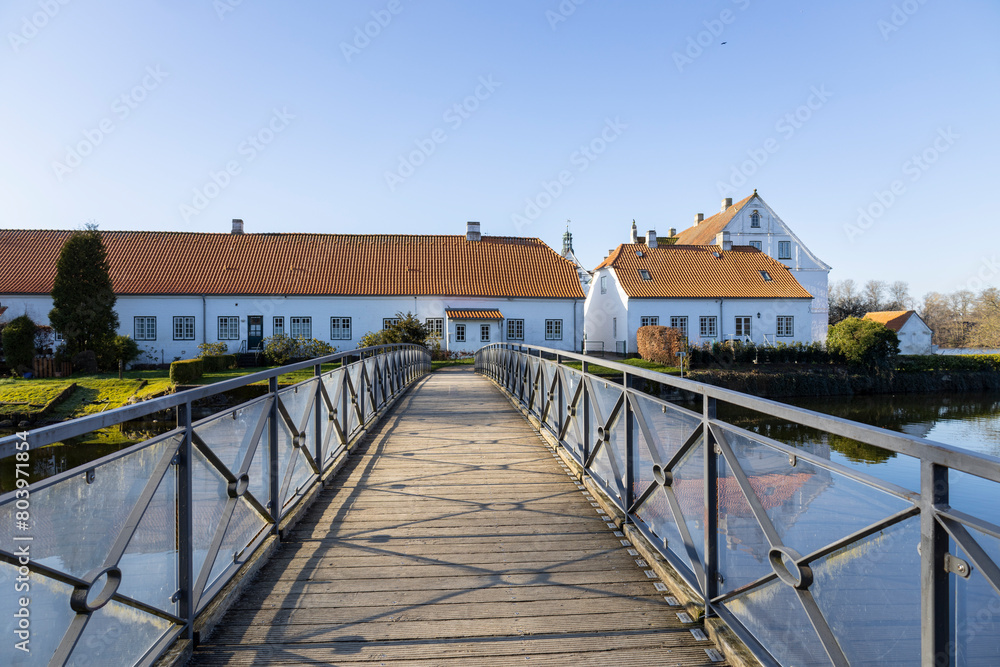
[2,0,997,301]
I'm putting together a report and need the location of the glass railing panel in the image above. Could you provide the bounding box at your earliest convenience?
[248,425,269,507]
[192,398,268,477]
[949,468,1000,532]
[204,495,270,593]
[630,393,700,490]
[719,426,914,560]
[952,527,1000,664]
[1,562,76,666]
[634,484,695,577]
[190,447,229,585]
[668,442,706,568]
[716,450,772,592]
[2,437,177,581]
[65,597,176,667]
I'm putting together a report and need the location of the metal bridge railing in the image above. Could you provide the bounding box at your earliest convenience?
[0,344,430,666]
[476,343,1000,667]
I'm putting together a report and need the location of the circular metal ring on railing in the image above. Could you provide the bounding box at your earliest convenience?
[652,464,673,487]
[596,426,606,441]
[228,473,251,498]
[567,405,576,417]
[70,566,122,613]
[768,546,813,590]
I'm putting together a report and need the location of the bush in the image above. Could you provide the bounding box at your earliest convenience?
[72,350,98,374]
[636,325,683,366]
[896,354,1000,372]
[109,335,141,368]
[827,317,899,372]
[169,358,204,384]
[1,315,38,374]
[262,335,336,366]
[198,342,228,357]
[201,354,237,372]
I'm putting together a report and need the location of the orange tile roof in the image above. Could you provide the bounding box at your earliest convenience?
[445,309,503,319]
[863,310,915,332]
[0,231,585,299]
[595,244,812,299]
[672,194,755,246]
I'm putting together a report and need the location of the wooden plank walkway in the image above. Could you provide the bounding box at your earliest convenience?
[189,367,725,666]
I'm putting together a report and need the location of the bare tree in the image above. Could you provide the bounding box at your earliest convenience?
[829,279,868,325]
[862,280,887,312]
[886,281,912,310]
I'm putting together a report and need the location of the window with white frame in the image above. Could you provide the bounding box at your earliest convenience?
[670,316,688,339]
[135,316,156,341]
[778,240,792,259]
[600,275,607,294]
[480,323,490,342]
[640,316,659,327]
[273,316,284,336]
[735,316,751,338]
[383,317,399,329]
[750,210,761,228]
[455,323,466,342]
[749,240,762,251]
[777,316,794,337]
[545,319,562,340]
[699,316,717,338]
[218,316,239,340]
[425,318,443,339]
[173,316,195,340]
[506,319,524,341]
[290,316,311,339]
[330,317,352,340]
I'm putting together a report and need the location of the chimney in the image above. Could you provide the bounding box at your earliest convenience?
[466,221,481,242]
[647,230,657,249]
[715,231,732,251]
[694,213,704,225]
[668,227,677,238]
[231,218,244,234]
[630,220,638,244]
[721,198,732,212]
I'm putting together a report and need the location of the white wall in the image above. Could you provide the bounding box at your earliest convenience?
[897,317,934,355]
[583,268,629,353]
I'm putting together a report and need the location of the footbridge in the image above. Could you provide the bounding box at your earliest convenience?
[2,343,999,666]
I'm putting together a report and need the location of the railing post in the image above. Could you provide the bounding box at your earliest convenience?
[704,394,718,616]
[582,358,591,465]
[268,376,281,533]
[921,460,950,666]
[176,400,194,640]
[341,364,350,441]
[314,362,323,470]
[624,372,634,521]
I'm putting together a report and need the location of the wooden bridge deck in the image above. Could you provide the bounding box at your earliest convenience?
[189,367,724,666]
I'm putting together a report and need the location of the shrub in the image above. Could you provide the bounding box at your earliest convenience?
[201,354,237,372]
[827,317,899,372]
[169,358,204,384]
[262,335,336,365]
[198,342,228,357]
[636,325,683,366]
[109,335,141,368]
[1,315,38,374]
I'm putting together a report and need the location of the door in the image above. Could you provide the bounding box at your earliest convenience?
[248,315,264,350]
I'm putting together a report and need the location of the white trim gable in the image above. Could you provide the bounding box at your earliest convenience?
[724,194,831,271]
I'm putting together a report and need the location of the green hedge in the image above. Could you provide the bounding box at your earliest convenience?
[897,354,1000,372]
[169,358,204,384]
[201,354,237,372]
[688,341,831,367]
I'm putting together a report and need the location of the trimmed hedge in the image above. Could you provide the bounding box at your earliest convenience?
[169,358,204,384]
[636,326,683,366]
[201,354,237,372]
[688,341,830,367]
[897,354,1000,372]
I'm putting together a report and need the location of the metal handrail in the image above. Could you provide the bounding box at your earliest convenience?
[475,342,1000,667]
[0,343,431,666]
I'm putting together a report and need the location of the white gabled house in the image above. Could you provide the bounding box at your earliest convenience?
[584,234,816,354]
[0,221,585,362]
[672,191,831,341]
[863,310,935,355]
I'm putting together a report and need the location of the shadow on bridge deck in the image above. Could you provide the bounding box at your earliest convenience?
[189,367,724,665]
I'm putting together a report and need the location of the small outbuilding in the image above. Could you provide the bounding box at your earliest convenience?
[863,310,934,355]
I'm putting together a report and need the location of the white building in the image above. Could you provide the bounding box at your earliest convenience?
[863,310,935,355]
[559,226,593,295]
[584,233,815,354]
[672,191,831,341]
[0,221,585,361]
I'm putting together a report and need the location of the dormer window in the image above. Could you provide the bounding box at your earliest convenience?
[760,270,772,282]
[750,210,761,228]
[638,269,652,281]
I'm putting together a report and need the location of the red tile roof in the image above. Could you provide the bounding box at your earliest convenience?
[0,231,585,299]
[595,244,812,299]
[672,194,755,246]
[863,310,916,332]
[445,309,504,319]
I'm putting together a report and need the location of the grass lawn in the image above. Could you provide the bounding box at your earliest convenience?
[0,378,71,416]
[562,358,681,376]
[431,358,475,371]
